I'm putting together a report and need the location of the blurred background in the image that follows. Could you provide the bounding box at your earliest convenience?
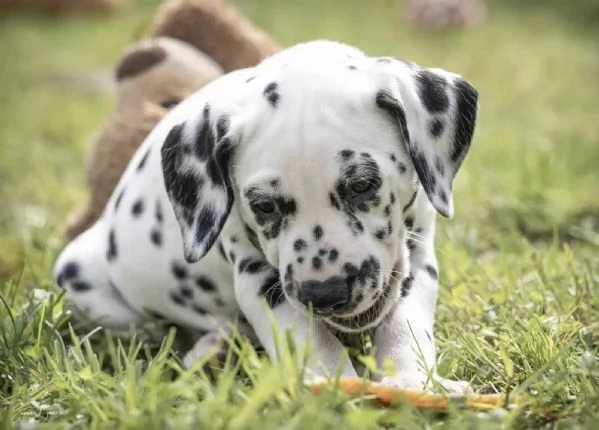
[0,0,598,288]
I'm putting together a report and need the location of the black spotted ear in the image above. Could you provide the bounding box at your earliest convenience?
[161,105,235,263]
[376,60,479,218]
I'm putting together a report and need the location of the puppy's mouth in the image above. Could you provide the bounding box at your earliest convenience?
[324,260,403,333]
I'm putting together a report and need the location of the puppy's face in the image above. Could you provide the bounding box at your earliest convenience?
[161,41,479,332]
[233,73,418,330]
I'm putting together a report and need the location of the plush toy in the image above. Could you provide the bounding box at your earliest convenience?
[0,0,131,15]
[150,0,281,72]
[65,37,224,240]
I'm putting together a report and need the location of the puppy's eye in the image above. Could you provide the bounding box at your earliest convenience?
[350,180,372,194]
[255,201,276,214]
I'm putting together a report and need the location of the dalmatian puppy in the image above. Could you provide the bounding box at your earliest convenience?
[54,40,478,392]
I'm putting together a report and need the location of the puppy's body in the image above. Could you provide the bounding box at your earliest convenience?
[54,40,478,392]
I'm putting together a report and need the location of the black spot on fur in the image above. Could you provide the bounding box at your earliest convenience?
[435,157,445,176]
[390,193,396,204]
[193,105,216,161]
[195,276,216,292]
[398,162,407,174]
[270,179,280,188]
[245,76,256,83]
[297,256,304,264]
[339,149,355,160]
[61,262,79,281]
[387,221,393,234]
[312,256,322,270]
[228,251,236,263]
[192,305,207,315]
[405,217,414,229]
[389,153,397,162]
[107,229,117,261]
[424,264,438,280]
[180,286,193,299]
[246,260,269,274]
[451,80,478,164]
[383,205,391,217]
[407,238,417,252]
[318,248,327,257]
[374,228,386,240]
[348,65,357,70]
[136,148,150,171]
[114,188,125,211]
[263,82,280,107]
[329,192,341,211]
[293,239,307,252]
[171,262,188,280]
[329,249,339,263]
[259,271,285,307]
[401,273,415,298]
[169,291,186,306]
[429,118,445,138]
[155,201,163,223]
[439,189,449,205]
[416,71,449,113]
[150,229,162,247]
[71,281,92,292]
[313,225,324,241]
[131,199,144,217]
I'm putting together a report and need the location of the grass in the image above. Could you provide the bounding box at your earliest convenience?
[1,0,598,428]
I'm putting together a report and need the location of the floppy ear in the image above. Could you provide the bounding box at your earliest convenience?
[161,105,235,263]
[375,59,479,218]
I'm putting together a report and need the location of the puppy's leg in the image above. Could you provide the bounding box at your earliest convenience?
[374,198,469,394]
[221,215,357,381]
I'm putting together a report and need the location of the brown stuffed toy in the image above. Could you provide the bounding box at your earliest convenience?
[65,37,224,240]
[65,0,282,241]
[151,0,280,72]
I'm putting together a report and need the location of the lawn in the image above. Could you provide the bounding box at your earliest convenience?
[1,0,599,428]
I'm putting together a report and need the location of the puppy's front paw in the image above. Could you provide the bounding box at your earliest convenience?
[380,374,472,395]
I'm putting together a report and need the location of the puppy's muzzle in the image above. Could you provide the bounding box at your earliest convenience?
[298,277,350,316]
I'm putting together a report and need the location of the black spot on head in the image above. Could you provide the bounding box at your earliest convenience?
[297,256,304,264]
[329,192,341,211]
[398,163,407,174]
[429,118,445,138]
[71,281,92,292]
[61,262,79,281]
[312,256,322,270]
[328,249,339,263]
[376,57,392,64]
[195,276,216,292]
[407,238,417,252]
[293,238,307,252]
[424,264,438,280]
[270,179,280,188]
[313,225,324,241]
[245,75,256,83]
[343,262,359,277]
[150,229,162,247]
[155,201,163,223]
[230,235,238,243]
[136,149,151,171]
[246,261,268,274]
[180,286,193,299]
[435,157,445,176]
[405,217,414,229]
[169,291,186,306]
[416,71,449,113]
[318,248,327,257]
[339,149,355,160]
[389,153,397,162]
[374,228,386,240]
[107,229,117,261]
[171,262,188,280]
[192,304,207,315]
[228,251,236,263]
[217,241,227,260]
[383,205,391,217]
[401,273,415,298]
[360,152,371,158]
[215,297,226,307]
[263,82,280,107]
[387,220,393,234]
[390,192,396,204]
[114,188,125,211]
[131,199,144,217]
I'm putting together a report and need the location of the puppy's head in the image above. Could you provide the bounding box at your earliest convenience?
[161,41,478,332]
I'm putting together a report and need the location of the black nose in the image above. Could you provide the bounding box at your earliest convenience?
[298,276,350,315]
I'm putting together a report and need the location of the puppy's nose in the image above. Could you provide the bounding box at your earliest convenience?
[298,277,350,315]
